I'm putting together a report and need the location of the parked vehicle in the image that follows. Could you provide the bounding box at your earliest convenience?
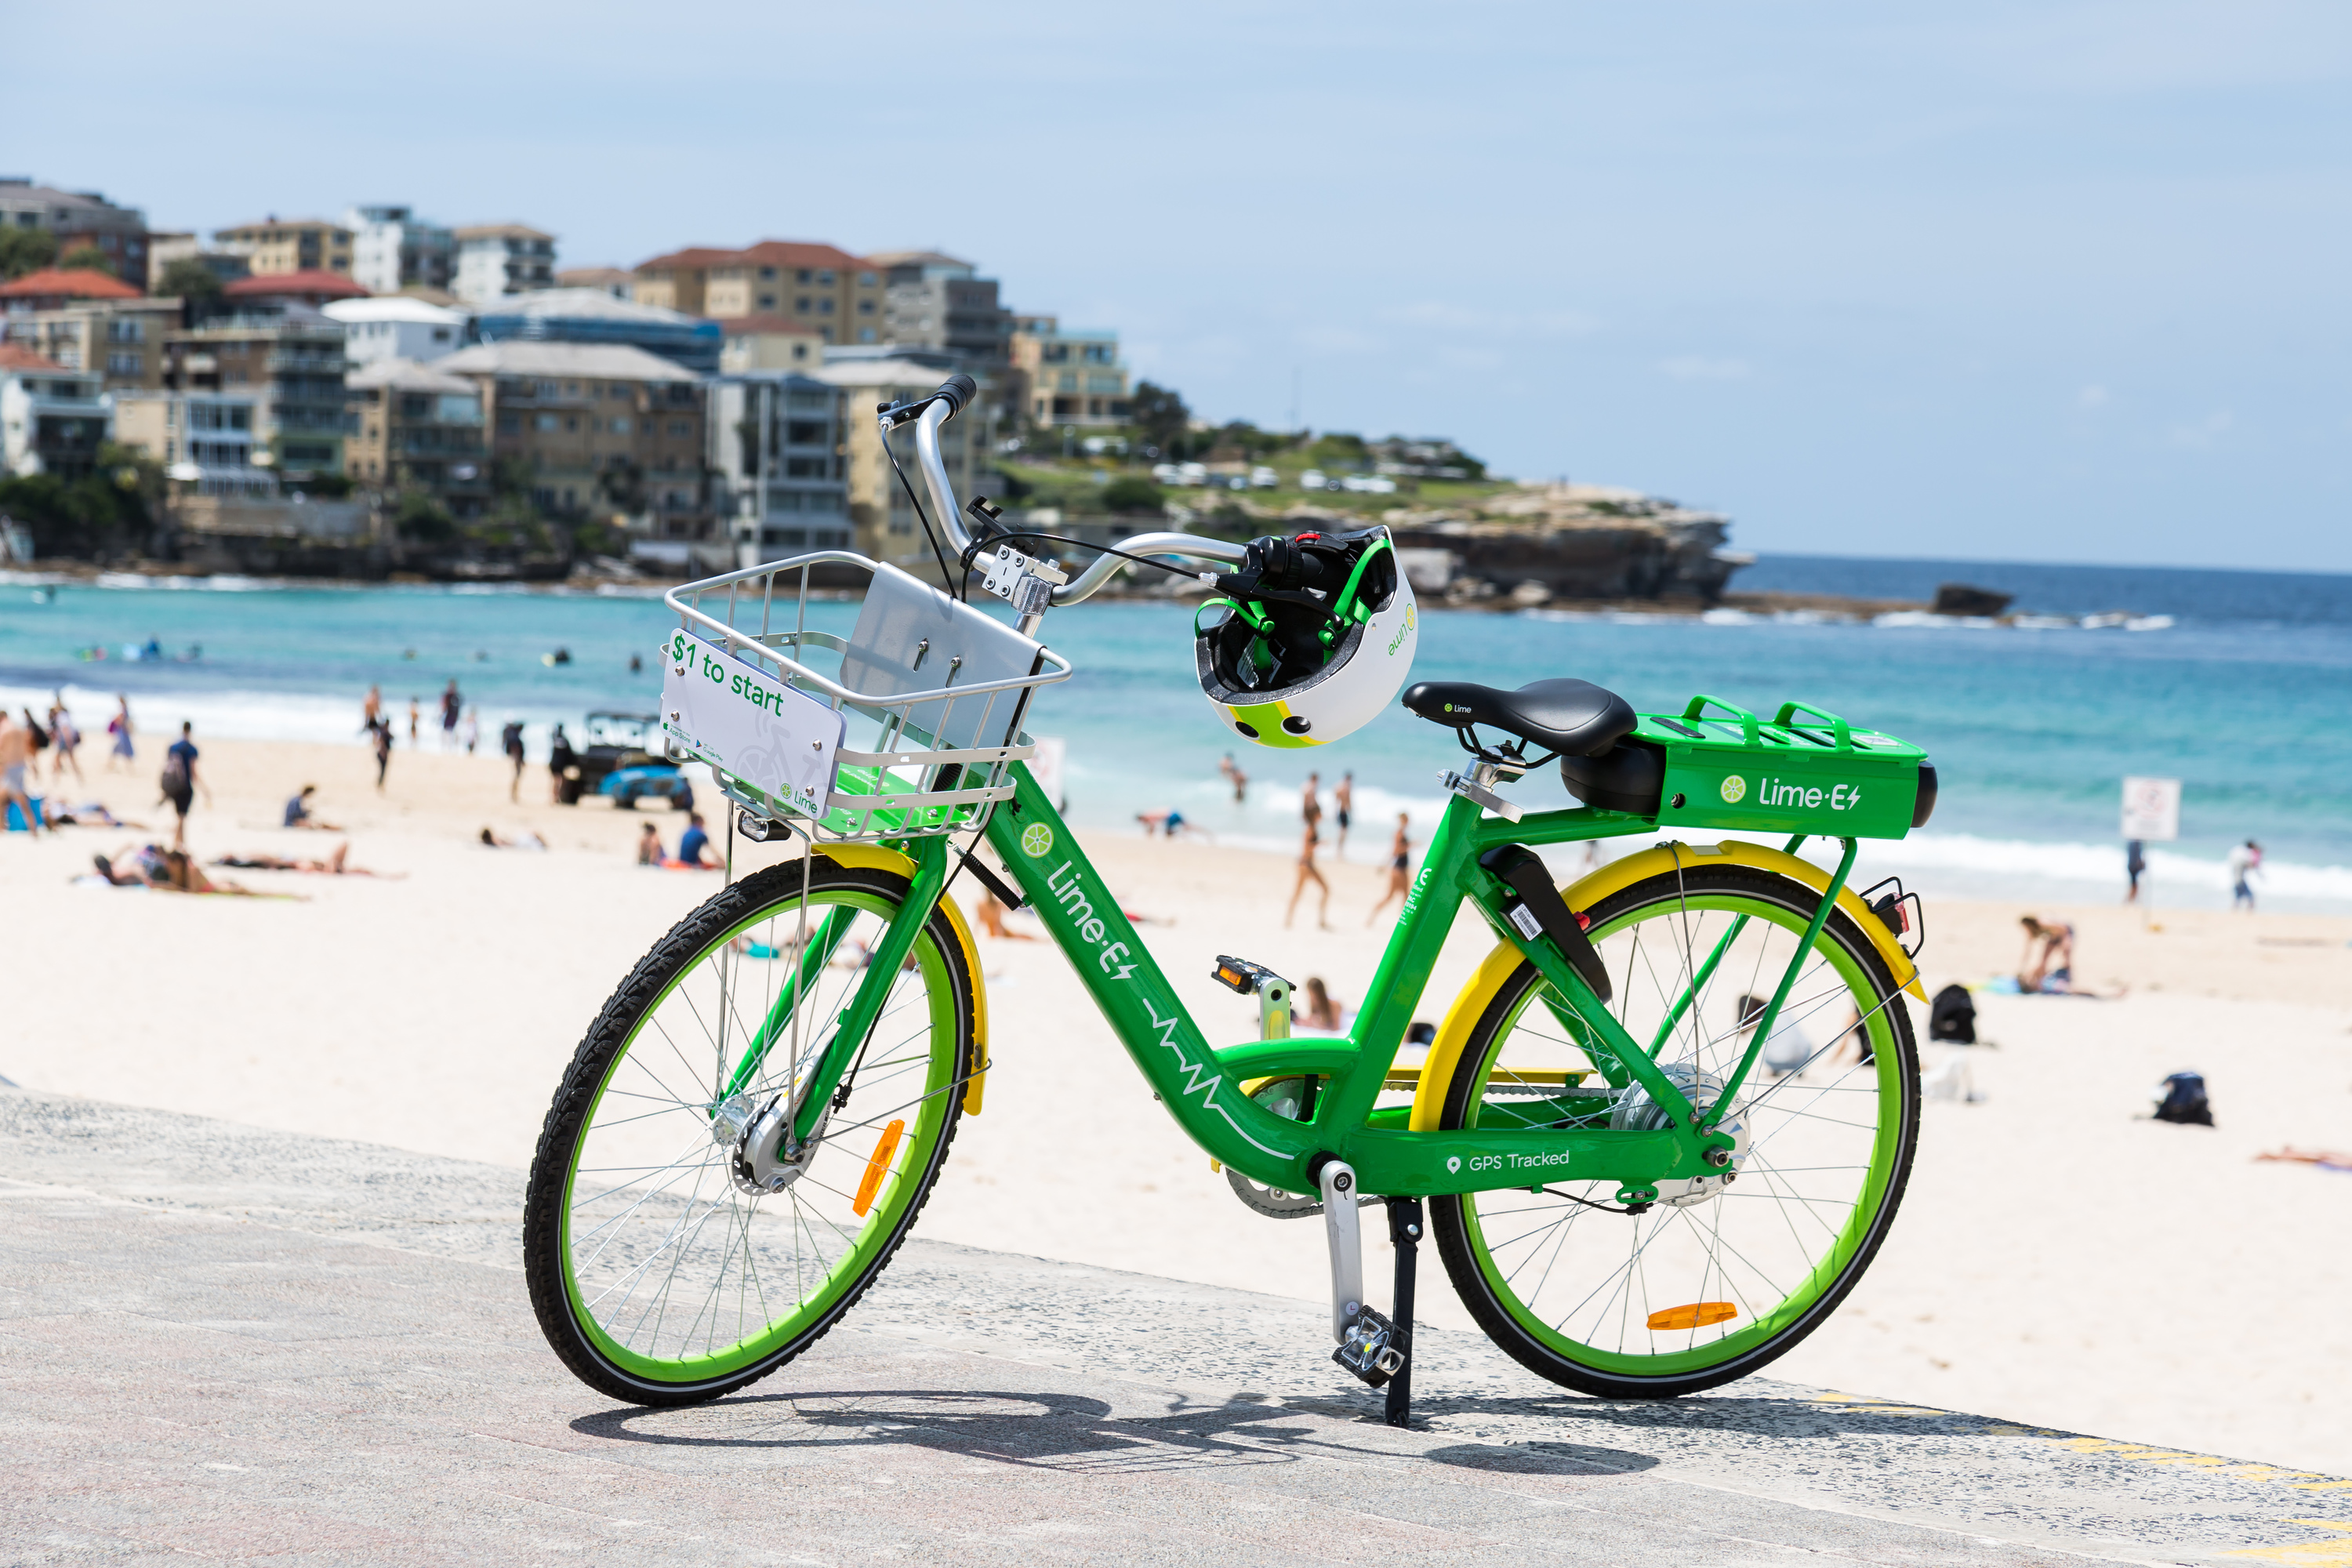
[556,711,677,805]
[601,763,692,811]
[1250,466,1279,488]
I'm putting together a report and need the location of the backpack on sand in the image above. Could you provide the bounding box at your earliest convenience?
[2153,1072,2214,1127]
[1927,983,1976,1044]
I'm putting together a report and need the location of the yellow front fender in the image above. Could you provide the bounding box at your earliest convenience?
[1409,837,1922,1131]
[815,844,991,1115]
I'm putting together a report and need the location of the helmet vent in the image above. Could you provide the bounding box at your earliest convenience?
[1282,716,1312,735]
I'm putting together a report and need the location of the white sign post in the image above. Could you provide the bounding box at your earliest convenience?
[2121,776,2180,927]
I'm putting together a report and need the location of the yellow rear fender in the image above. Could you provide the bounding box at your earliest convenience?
[814,844,990,1115]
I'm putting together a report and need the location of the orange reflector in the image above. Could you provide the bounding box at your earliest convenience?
[852,1119,907,1217]
[1647,1301,1739,1331]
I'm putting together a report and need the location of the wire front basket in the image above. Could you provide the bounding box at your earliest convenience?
[662,550,1073,842]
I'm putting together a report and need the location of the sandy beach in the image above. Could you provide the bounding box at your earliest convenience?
[5,732,2349,1474]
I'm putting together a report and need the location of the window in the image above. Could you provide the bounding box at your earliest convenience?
[856,299,874,315]
[107,352,141,375]
[858,271,876,286]
[609,417,630,434]
[795,296,811,313]
[564,381,579,395]
[1083,344,1113,363]
[564,416,579,432]
[818,298,833,315]
[535,413,557,431]
[431,328,450,343]
[816,270,834,285]
[857,328,875,343]
[668,419,690,436]
[1041,344,1069,363]
[760,266,776,280]
[796,269,811,284]
[536,379,559,398]
[758,294,775,310]
[107,320,143,343]
[786,420,826,445]
[499,412,521,433]
[401,394,431,419]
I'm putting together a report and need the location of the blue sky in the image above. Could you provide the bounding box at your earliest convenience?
[13,1,2350,569]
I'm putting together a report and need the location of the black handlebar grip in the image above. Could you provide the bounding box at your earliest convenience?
[932,374,978,417]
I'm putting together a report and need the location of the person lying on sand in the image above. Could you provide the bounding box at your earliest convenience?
[1134,808,1213,842]
[480,826,547,850]
[212,842,400,878]
[92,844,259,895]
[48,800,138,828]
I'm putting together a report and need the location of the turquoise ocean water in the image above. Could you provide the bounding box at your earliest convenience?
[5,557,2349,913]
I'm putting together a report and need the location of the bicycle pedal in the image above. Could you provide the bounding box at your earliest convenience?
[1333,1305,1406,1388]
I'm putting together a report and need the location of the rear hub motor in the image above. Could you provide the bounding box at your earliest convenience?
[1610,1063,1749,1207]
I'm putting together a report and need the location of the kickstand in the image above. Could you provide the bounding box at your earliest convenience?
[1385,1196,1422,1428]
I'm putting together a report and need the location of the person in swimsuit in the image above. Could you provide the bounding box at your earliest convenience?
[1285,818,1330,929]
[47,699,82,785]
[2018,915,2076,993]
[1334,771,1353,855]
[1367,812,1414,925]
[0,711,38,837]
[107,695,135,771]
[1301,772,1323,830]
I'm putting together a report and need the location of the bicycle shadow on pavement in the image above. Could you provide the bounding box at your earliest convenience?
[572,1387,1664,1477]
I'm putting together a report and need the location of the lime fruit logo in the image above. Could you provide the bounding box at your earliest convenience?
[1019,822,1055,858]
[1719,775,1748,804]
[1446,1156,1461,1174]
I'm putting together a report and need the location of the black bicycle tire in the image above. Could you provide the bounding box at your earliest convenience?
[522,858,973,1406]
[1430,864,1921,1399]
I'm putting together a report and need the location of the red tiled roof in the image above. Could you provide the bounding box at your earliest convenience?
[0,267,141,301]
[0,343,71,372]
[634,240,871,275]
[223,269,370,299]
[713,314,824,336]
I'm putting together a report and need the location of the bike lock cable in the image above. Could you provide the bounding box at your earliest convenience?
[881,425,963,601]
[956,528,1206,583]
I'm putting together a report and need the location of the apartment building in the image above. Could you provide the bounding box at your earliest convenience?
[214,218,354,277]
[321,296,465,366]
[148,233,250,285]
[1,296,182,392]
[0,345,110,481]
[870,251,1011,367]
[111,390,276,496]
[1010,315,1131,426]
[705,372,851,566]
[453,225,557,303]
[555,267,633,299]
[470,289,720,375]
[161,309,350,477]
[716,315,822,372]
[345,359,488,515]
[633,241,881,344]
[434,341,705,532]
[0,268,142,315]
[0,180,154,289]
[344,205,455,295]
[811,355,990,570]
[222,271,369,310]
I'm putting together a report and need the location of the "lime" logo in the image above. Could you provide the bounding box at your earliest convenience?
[1719,775,1748,804]
[1020,822,1055,858]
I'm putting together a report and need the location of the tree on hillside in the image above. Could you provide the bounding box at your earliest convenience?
[56,243,114,276]
[1099,477,1165,515]
[154,257,223,303]
[1130,380,1189,456]
[0,227,57,280]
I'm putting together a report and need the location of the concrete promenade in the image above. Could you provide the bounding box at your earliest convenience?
[4,1088,2347,1566]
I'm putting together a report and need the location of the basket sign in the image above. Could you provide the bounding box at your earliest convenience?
[2121,776,2180,842]
[662,631,844,819]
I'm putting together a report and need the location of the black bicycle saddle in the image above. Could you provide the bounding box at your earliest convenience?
[1402,677,1636,757]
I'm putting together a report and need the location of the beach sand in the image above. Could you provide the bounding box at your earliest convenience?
[6,734,2349,1473]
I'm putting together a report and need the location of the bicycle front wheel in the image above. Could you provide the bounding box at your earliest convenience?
[524,855,975,1406]
[1431,862,1919,1399]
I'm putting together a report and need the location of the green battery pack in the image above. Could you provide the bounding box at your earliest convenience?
[1562,695,1935,840]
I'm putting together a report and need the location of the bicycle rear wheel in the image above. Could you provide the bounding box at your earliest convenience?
[524,855,975,1406]
[1430,862,1919,1399]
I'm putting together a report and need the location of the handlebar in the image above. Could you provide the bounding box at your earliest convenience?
[895,376,1250,608]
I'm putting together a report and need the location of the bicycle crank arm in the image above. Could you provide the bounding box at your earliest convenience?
[1319,1159,1363,1343]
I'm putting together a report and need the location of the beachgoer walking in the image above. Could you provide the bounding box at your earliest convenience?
[362,685,382,731]
[158,721,205,850]
[440,681,461,751]
[502,720,526,802]
[1218,751,1247,804]
[1284,818,1330,929]
[1301,772,1323,830]
[548,724,577,803]
[1367,812,1413,925]
[2227,840,2262,912]
[0,711,39,837]
[106,695,134,771]
[407,698,420,749]
[370,717,393,793]
[1334,771,1352,856]
[2018,915,2076,993]
[47,699,82,784]
[2124,839,2147,904]
[461,706,480,756]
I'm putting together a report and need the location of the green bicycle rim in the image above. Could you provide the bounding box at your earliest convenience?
[1456,886,1904,1379]
[560,887,960,1385]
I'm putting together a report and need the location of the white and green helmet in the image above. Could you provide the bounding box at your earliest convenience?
[1194,527,1418,749]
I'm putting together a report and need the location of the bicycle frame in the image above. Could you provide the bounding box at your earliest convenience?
[740,760,1867,1203]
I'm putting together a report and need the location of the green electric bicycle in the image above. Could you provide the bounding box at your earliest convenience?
[523,376,1938,1421]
